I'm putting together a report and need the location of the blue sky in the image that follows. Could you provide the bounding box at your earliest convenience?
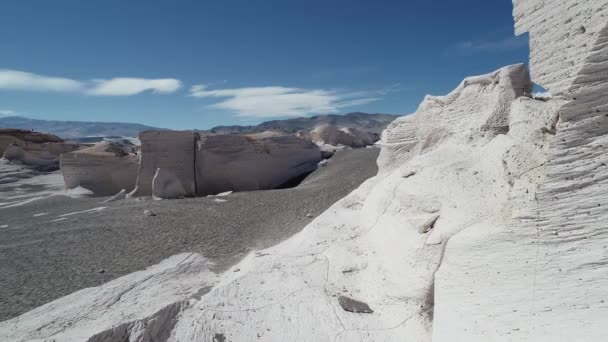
[0,0,529,129]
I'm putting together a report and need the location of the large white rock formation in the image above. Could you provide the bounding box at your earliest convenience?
[130,131,196,198]
[61,142,139,196]
[433,1,608,340]
[195,132,322,195]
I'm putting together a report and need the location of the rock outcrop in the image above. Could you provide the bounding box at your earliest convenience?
[130,131,196,198]
[433,1,608,341]
[61,141,139,196]
[195,132,322,195]
[310,124,375,148]
[0,129,81,170]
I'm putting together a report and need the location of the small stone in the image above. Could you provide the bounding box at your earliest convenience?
[338,295,374,314]
[306,213,314,218]
[144,210,156,217]
[98,269,105,274]
[233,268,240,272]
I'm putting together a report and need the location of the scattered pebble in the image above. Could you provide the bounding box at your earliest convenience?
[233,268,240,272]
[306,213,314,218]
[338,295,374,314]
[98,269,105,274]
[144,210,156,217]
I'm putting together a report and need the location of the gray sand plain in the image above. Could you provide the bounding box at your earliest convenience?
[0,148,379,321]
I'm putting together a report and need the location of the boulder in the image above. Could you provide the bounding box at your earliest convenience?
[195,132,321,195]
[60,142,139,196]
[130,131,196,197]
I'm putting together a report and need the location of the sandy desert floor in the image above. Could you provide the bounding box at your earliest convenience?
[0,148,379,321]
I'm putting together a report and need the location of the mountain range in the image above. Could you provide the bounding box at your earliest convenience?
[0,112,401,139]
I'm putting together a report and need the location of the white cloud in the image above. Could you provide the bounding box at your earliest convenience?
[87,78,182,96]
[190,85,379,118]
[0,69,181,96]
[0,69,83,92]
[0,109,20,117]
[452,36,528,54]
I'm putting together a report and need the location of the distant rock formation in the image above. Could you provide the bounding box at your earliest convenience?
[128,130,322,198]
[195,132,322,195]
[61,141,139,196]
[310,124,375,148]
[0,129,82,170]
[0,116,164,139]
[209,112,400,135]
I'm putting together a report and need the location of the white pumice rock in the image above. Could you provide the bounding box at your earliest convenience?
[61,142,138,196]
[195,133,321,196]
[131,131,197,198]
[434,2,608,340]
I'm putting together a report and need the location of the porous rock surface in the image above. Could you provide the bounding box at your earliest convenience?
[434,1,608,340]
[61,141,139,196]
[513,0,608,95]
[195,132,322,195]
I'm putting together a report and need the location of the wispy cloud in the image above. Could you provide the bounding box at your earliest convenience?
[0,69,181,96]
[0,109,20,117]
[451,36,528,54]
[190,85,379,118]
[87,78,181,96]
[0,70,83,92]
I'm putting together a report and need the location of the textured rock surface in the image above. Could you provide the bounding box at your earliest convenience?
[310,124,375,148]
[61,142,139,196]
[195,132,322,195]
[434,2,608,340]
[131,131,196,197]
[513,0,608,94]
[0,254,216,342]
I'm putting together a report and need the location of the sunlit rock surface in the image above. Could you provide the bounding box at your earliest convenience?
[130,131,196,198]
[434,1,608,340]
[195,132,322,195]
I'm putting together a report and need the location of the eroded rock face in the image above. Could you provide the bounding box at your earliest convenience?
[130,131,196,198]
[434,2,608,341]
[195,132,322,195]
[61,142,139,196]
[513,0,608,95]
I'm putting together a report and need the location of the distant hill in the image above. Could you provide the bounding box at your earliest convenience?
[209,112,401,135]
[0,116,164,139]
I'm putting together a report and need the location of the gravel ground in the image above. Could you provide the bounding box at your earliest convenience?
[0,148,379,321]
